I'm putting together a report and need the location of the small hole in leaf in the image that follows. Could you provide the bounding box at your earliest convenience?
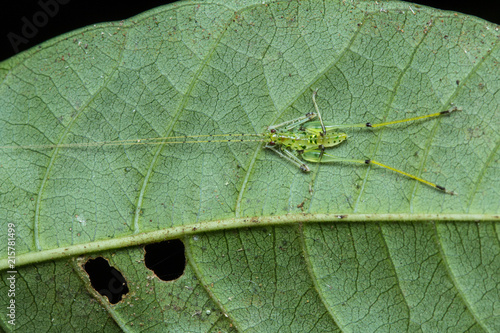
[84,257,129,304]
[144,239,186,281]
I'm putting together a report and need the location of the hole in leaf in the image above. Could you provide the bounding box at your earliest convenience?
[144,239,186,281]
[84,257,129,304]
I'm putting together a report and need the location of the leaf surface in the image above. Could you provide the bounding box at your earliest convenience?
[0,0,499,332]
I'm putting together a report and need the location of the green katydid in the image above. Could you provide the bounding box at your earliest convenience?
[1,91,459,194]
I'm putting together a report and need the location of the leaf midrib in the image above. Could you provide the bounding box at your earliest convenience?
[2,213,496,270]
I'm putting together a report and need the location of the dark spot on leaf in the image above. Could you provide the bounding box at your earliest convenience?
[85,257,129,304]
[144,239,186,281]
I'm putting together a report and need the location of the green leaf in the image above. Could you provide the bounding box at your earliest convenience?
[1,0,498,331]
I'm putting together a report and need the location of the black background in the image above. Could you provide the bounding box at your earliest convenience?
[0,0,499,62]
